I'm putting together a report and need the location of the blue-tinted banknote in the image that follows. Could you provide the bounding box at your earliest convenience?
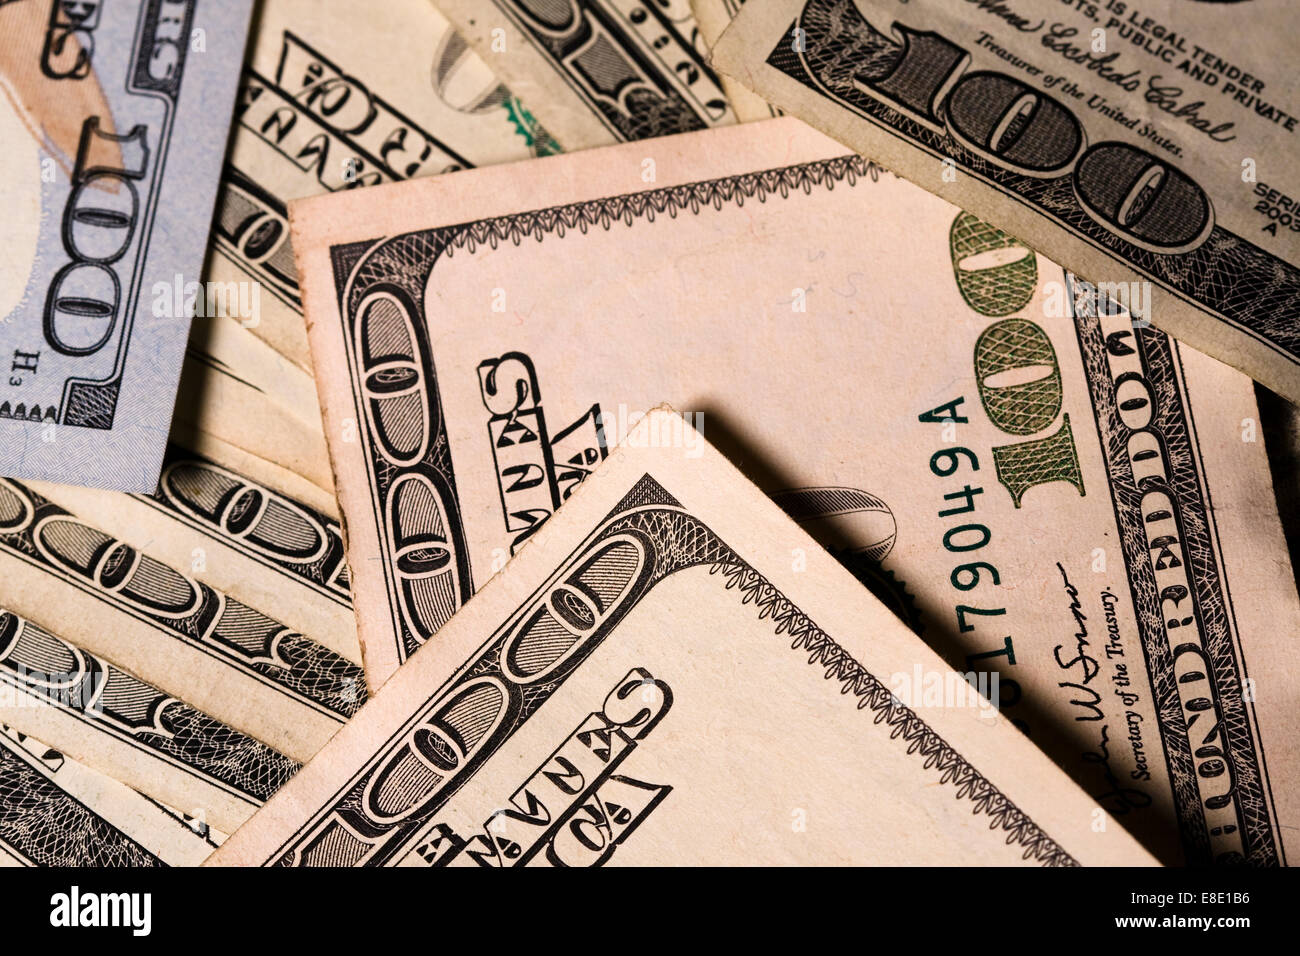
[0,0,253,490]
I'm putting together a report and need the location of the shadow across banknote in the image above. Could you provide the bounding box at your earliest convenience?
[695,402,1181,865]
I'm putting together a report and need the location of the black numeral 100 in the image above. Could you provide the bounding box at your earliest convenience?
[44,117,150,357]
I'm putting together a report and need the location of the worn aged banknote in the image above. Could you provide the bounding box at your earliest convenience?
[0,0,254,490]
[435,0,735,150]
[712,0,1300,404]
[0,475,365,762]
[0,725,217,866]
[692,0,778,121]
[170,0,566,517]
[211,0,559,373]
[0,602,300,833]
[210,409,1156,867]
[291,117,1300,864]
[28,429,360,663]
[167,421,340,520]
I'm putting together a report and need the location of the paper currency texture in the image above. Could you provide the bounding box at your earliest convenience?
[713,0,1300,403]
[210,409,1157,867]
[289,117,1300,865]
[435,0,736,149]
[0,0,255,490]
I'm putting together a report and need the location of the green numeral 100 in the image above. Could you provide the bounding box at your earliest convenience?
[950,212,1086,507]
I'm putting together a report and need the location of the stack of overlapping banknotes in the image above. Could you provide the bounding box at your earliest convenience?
[0,0,1296,869]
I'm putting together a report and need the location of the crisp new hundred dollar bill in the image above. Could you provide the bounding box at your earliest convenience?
[0,0,254,490]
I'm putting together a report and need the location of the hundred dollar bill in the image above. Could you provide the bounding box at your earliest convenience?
[211,0,560,373]
[290,117,1300,864]
[28,429,360,663]
[712,0,1300,404]
[692,0,780,121]
[0,606,299,833]
[209,409,1156,867]
[0,0,254,490]
[0,477,365,762]
[0,725,217,866]
[434,0,735,150]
